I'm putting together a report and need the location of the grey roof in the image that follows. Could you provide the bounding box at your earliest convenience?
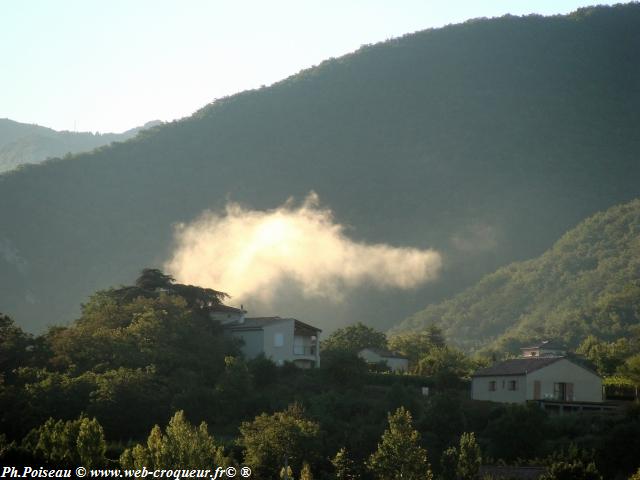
[521,340,565,350]
[224,316,321,332]
[472,357,562,377]
[361,348,408,360]
[211,304,246,313]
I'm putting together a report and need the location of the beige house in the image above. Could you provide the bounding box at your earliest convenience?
[358,348,409,373]
[223,316,321,368]
[472,355,603,405]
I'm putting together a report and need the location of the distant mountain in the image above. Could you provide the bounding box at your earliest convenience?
[0,119,162,173]
[1,4,640,333]
[393,199,640,352]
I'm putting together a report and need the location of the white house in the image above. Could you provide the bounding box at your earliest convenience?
[471,351,603,406]
[358,348,409,373]
[223,316,321,368]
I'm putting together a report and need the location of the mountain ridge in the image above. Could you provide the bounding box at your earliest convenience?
[393,198,640,353]
[0,119,162,173]
[1,4,640,333]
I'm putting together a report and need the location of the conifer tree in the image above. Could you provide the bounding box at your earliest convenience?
[367,407,433,480]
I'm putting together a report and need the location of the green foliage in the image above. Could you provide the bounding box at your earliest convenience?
[629,467,640,480]
[0,313,32,380]
[238,404,321,479]
[321,323,387,354]
[320,349,368,387]
[619,353,640,386]
[25,415,106,467]
[439,446,458,480]
[484,404,548,462]
[46,290,234,378]
[76,417,107,468]
[396,199,640,354]
[388,326,445,368]
[213,356,252,421]
[415,346,472,387]
[332,447,359,480]
[540,460,602,480]
[300,462,313,480]
[457,432,481,480]
[280,465,294,480]
[0,271,242,442]
[247,354,278,388]
[367,407,433,480]
[576,335,633,376]
[119,410,231,469]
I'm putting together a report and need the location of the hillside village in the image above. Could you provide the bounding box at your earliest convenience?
[218,300,620,413]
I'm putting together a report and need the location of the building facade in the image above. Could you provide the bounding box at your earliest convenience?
[358,348,409,373]
[223,316,321,368]
[472,357,603,404]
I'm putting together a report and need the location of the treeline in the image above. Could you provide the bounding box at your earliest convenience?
[2,270,640,478]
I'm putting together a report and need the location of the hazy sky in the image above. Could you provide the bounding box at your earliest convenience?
[1,0,624,133]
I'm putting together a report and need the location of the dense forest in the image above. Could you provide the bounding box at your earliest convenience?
[0,119,161,173]
[394,198,640,363]
[2,271,640,479]
[2,4,640,334]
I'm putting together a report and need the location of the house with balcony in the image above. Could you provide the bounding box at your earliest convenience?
[471,341,606,412]
[222,315,321,368]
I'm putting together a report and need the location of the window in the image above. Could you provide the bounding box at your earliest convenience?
[488,381,496,391]
[553,382,573,401]
[508,380,518,391]
[274,333,284,347]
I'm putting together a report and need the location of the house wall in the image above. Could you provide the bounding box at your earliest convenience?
[230,329,264,359]
[526,359,602,403]
[472,375,528,403]
[262,319,295,366]
[211,311,245,325]
[358,349,408,372]
[385,357,409,372]
[358,349,383,364]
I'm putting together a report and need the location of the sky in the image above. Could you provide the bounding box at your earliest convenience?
[1,0,625,133]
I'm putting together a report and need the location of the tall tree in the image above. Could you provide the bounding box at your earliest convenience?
[332,447,359,480]
[367,407,433,480]
[119,410,231,469]
[238,404,320,479]
[456,432,481,480]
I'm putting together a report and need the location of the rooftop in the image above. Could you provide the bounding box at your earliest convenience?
[224,316,322,332]
[360,347,408,360]
[472,357,562,377]
[211,304,246,313]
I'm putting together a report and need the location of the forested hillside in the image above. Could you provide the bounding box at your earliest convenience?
[2,4,640,332]
[0,119,161,173]
[394,199,640,353]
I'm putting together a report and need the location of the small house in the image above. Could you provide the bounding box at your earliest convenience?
[471,350,603,407]
[358,348,409,373]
